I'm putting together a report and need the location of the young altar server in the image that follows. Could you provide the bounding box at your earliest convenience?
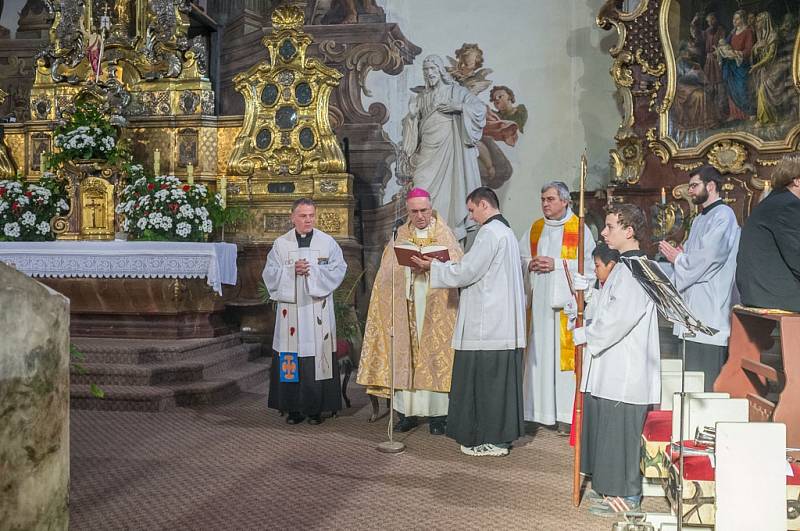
[262,198,347,425]
[571,204,661,516]
[413,187,526,457]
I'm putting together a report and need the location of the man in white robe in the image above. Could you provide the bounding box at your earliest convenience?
[414,187,526,457]
[401,54,487,241]
[520,181,595,432]
[659,166,740,391]
[263,198,347,425]
[572,204,660,515]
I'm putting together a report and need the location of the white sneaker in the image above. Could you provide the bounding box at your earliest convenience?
[460,444,483,456]
[481,443,509,456]
[460,444,509,457]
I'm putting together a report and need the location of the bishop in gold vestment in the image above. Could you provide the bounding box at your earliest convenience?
[357,188,462,434]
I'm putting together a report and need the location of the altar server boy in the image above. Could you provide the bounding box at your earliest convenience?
[571,204,661,516]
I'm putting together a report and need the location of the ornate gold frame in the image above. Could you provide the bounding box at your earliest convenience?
[656,0,800,159]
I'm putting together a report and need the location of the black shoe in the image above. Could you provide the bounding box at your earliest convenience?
[429,417,446,435]
[286,413,305,425]
[394,415,418,432]
[307,415,323,425]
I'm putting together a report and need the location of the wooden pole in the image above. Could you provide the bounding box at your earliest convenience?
[572,152,587,507]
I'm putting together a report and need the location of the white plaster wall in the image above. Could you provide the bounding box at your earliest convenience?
[366,0,622,236]
[0,0,26,37]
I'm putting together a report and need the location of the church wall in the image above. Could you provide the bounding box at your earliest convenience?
[364,0,622,236]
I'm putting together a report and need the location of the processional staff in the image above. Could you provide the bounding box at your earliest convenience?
[572,152,587,507]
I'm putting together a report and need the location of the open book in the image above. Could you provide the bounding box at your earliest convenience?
[393,243,450,268]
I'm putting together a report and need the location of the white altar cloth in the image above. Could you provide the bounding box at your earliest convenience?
[0,241,238,295]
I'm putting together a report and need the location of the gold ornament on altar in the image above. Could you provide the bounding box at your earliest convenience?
[225,4,353,242]
[52,160,122,241]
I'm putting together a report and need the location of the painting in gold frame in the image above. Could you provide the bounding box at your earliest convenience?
[659,0,800,157]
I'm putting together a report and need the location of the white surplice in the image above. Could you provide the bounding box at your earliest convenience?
[580,254,661,405]
[430,217,526,351]
[670,202,740,346]
[394,225,449,417]
[263,229,346,381]
[519,209,595,425]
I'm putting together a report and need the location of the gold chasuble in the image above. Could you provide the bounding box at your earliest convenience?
[357,214,463,398]
[529,214,580,371]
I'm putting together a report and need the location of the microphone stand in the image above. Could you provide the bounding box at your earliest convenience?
[377,217,406,454]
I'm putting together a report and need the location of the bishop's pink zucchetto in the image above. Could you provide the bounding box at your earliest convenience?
[406,187,430,199]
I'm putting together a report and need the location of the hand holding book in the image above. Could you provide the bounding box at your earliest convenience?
[394,243,450,269]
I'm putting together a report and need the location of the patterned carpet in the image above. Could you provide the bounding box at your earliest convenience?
[70,383,669,530]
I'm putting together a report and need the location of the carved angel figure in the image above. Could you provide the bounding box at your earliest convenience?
[446,43,493,96]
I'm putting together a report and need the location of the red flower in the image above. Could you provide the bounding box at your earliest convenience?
[0,187,5,196]
[11,202,19,211]
[183,185,190,192]
[147,183,155,191]
[160,183,168,189]
[169,203,179,213]
[24,191,32,197]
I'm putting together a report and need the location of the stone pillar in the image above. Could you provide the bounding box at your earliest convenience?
[0,263,70,530]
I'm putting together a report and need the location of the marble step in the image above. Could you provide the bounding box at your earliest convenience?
[71,343,261,386]
[71,359,269,412]
[70,334,245,364]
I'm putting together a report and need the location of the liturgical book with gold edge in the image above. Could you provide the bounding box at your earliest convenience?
[393,243,450,267]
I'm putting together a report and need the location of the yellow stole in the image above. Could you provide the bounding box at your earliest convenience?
[529,214,580,371]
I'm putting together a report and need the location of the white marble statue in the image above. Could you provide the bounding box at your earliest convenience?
[400,55,487,240]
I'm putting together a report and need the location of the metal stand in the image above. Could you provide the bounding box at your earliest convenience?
[377,226,405,454]
[676,331,694,531]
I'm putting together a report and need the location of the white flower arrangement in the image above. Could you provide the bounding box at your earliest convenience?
[117,173,224,241]
[0,174,70,241]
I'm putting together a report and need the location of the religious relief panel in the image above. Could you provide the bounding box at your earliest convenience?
[660,0,800,156]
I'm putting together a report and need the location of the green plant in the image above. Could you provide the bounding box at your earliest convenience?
[70,344,104,399]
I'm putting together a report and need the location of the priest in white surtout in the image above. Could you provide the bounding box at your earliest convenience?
[520,181,595,432]
[263,198,347,425]
[414,187,526,457]
[658,166,740,391]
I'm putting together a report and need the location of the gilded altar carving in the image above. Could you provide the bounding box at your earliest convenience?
[610,127,645,184]
[706,140,751,175]
[53,161,120,241]
[0,89,16,178]
[316,210,342,233]
[224,4,355,244]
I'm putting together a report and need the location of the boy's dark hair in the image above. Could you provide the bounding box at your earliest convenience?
[608,203,647,242]
[466,187,500,209]
[592,241,620,265]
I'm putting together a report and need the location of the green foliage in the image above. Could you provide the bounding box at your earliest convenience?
[69,343,105,399]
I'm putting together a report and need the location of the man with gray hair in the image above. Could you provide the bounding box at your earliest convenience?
[520,181,595,434]
[400,54,487,240]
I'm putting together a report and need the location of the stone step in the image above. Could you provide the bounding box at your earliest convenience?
[71,360,269,412]
[71,343,260,386]
[71,334,245,365]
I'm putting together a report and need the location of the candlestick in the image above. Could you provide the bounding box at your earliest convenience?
[219,176,227,208]
[187,163,194,185]
[153,149,160,176]
[661,187,666,205]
